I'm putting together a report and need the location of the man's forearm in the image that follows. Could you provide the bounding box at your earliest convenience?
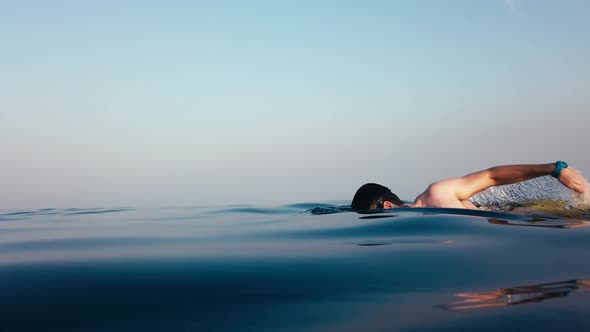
[428,161,584,203]
[487,163,556,186]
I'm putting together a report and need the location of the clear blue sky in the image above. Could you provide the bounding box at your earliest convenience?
[1,0,589,208]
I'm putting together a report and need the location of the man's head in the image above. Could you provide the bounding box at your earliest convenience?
[351,183,404,210]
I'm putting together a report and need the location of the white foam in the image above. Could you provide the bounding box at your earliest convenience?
[570,178,590,209]
[469,175,589,210]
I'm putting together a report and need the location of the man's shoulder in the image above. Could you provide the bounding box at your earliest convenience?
[425,178,463,193]
[413,178,464,208]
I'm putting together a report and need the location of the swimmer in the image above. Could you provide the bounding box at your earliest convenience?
[352,161,587,210]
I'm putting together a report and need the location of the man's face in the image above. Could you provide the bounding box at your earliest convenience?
[383,201,396,209]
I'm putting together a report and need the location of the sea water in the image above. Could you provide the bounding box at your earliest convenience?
[2,177,590,331]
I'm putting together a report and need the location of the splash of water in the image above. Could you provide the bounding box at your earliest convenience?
[571,190,590,210]
[470,176,590,210]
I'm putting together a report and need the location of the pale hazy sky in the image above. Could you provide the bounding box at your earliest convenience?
[1,0,589,209]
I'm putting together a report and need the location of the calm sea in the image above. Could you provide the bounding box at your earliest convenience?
[2,198,590,331]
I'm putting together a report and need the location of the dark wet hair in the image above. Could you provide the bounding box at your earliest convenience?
[351,183,404,210]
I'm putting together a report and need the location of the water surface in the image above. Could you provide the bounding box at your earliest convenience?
[2,202,590,331]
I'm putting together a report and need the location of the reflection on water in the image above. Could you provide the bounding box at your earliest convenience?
[443,279,590,310]
[488,218,590,229]
[359,214,398,220]
[2,204,590,331]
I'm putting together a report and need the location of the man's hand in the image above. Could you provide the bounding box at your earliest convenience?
[558,168,588,193]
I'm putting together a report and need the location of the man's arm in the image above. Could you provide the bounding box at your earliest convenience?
[414,162,587,208]
[450,163,587,200]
